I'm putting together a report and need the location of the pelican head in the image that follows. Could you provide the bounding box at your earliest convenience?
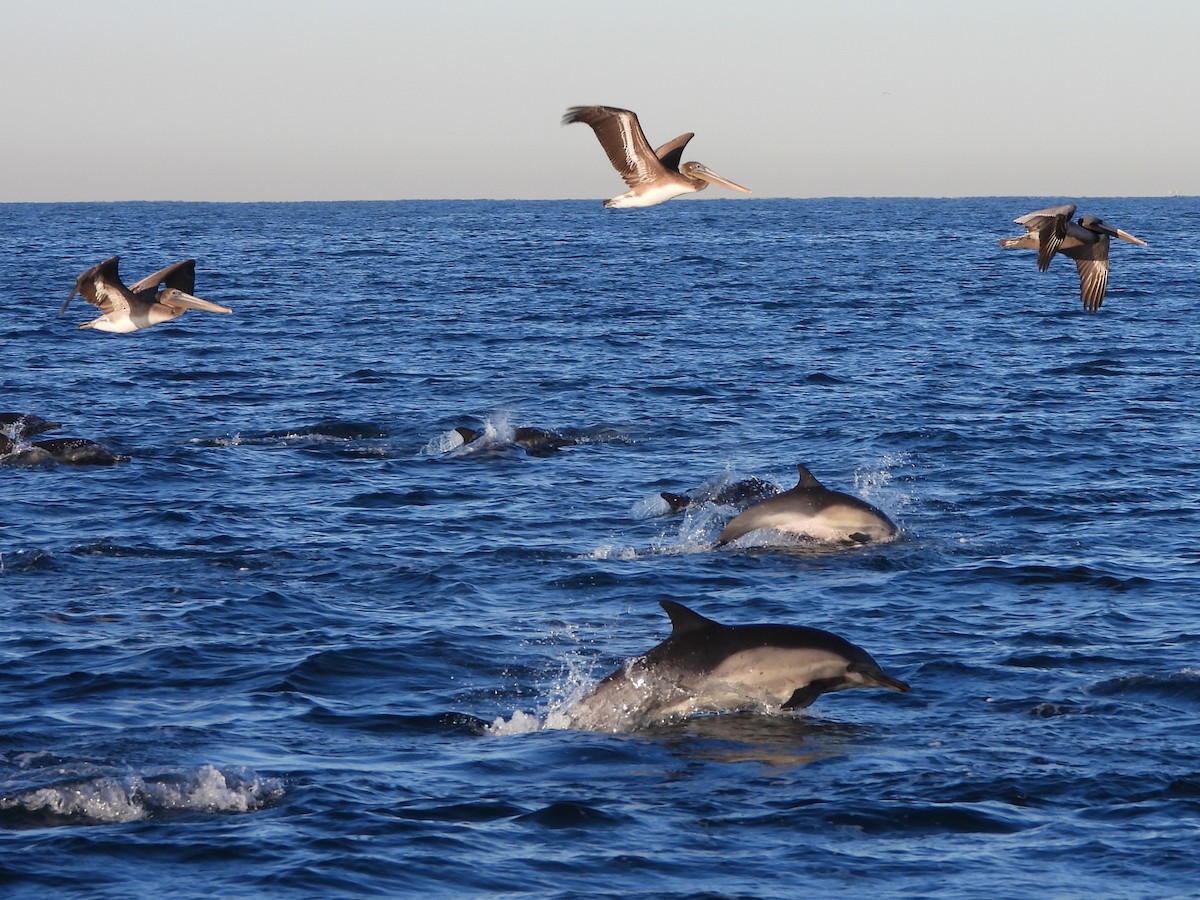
[1079,215,1148,246]
[680,161,752,195]
[158,288,234,314]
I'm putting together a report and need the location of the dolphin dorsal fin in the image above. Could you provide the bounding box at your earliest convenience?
[660,600,719,636]
[795,464,822,489]
[454,426,480,444]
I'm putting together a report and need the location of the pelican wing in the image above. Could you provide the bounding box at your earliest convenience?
[129,259,197,296]
[563,106,670,189]
[1013,205,1075,272]
[653,132,695,173]
[61,256,131,316]
[1013,204,1076,227]
[1061,241,1110,313]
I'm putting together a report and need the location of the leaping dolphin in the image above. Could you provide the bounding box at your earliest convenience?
[715,464,898,547]
[61,256,232,333]
[565,601,909,732]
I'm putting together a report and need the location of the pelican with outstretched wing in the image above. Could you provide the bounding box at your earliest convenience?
[563,105,751,208]
[62,256,231,332]
[1000,205,1147,312]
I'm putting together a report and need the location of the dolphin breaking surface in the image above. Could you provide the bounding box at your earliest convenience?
[5,197,1191,897]
[715,463,900,547]
[491,601,909,734]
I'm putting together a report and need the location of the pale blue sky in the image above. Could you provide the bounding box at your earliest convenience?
[4,0,1197,201]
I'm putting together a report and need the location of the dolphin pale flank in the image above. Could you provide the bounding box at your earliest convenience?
[715,464,898,547]
[566,601,909,732]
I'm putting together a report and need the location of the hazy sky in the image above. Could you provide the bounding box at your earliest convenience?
[5,1,1198,201]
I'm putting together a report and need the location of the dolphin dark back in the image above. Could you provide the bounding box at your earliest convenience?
[646,600,889,676]
[0,413,61,439]
[660,477,780,515]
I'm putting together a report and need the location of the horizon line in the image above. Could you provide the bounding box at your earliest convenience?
[1,193,1192,206]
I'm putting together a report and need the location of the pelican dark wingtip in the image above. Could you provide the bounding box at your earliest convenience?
[59,287,77,317]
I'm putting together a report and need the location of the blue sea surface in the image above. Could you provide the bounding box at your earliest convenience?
[1,197,1198,897]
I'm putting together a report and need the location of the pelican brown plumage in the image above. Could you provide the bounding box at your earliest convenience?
[563,105,751,208]
[999,204,1147,312]
[61,256,232,333]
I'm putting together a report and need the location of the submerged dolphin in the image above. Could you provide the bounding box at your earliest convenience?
[452,425,577,457]
[660,477,780,515]
[566,601,909,731]
[0,413,61,439]
[715,464,898,547]
[0,434,125,466]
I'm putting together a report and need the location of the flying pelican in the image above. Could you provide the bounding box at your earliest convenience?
[563,105,751,208]
[61,256,232,332]
[999,204,1147,312]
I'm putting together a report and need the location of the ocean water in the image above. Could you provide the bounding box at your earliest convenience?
[1,197,1198,898]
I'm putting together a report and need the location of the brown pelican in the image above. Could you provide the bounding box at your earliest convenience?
[563,105,751,208]
[61,256,232,332]
[999,204,1147,312]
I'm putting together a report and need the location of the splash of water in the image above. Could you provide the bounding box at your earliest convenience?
[0,763,284,826]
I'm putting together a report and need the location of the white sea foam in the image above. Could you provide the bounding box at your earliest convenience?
[486,646,608,736]
[0,764,283,825]
[630,494,671,519]
[582,544,641,561]
[421,428,465,455]
[190,433,243,447]
[422,413,516,457]
[854,452,914,511]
